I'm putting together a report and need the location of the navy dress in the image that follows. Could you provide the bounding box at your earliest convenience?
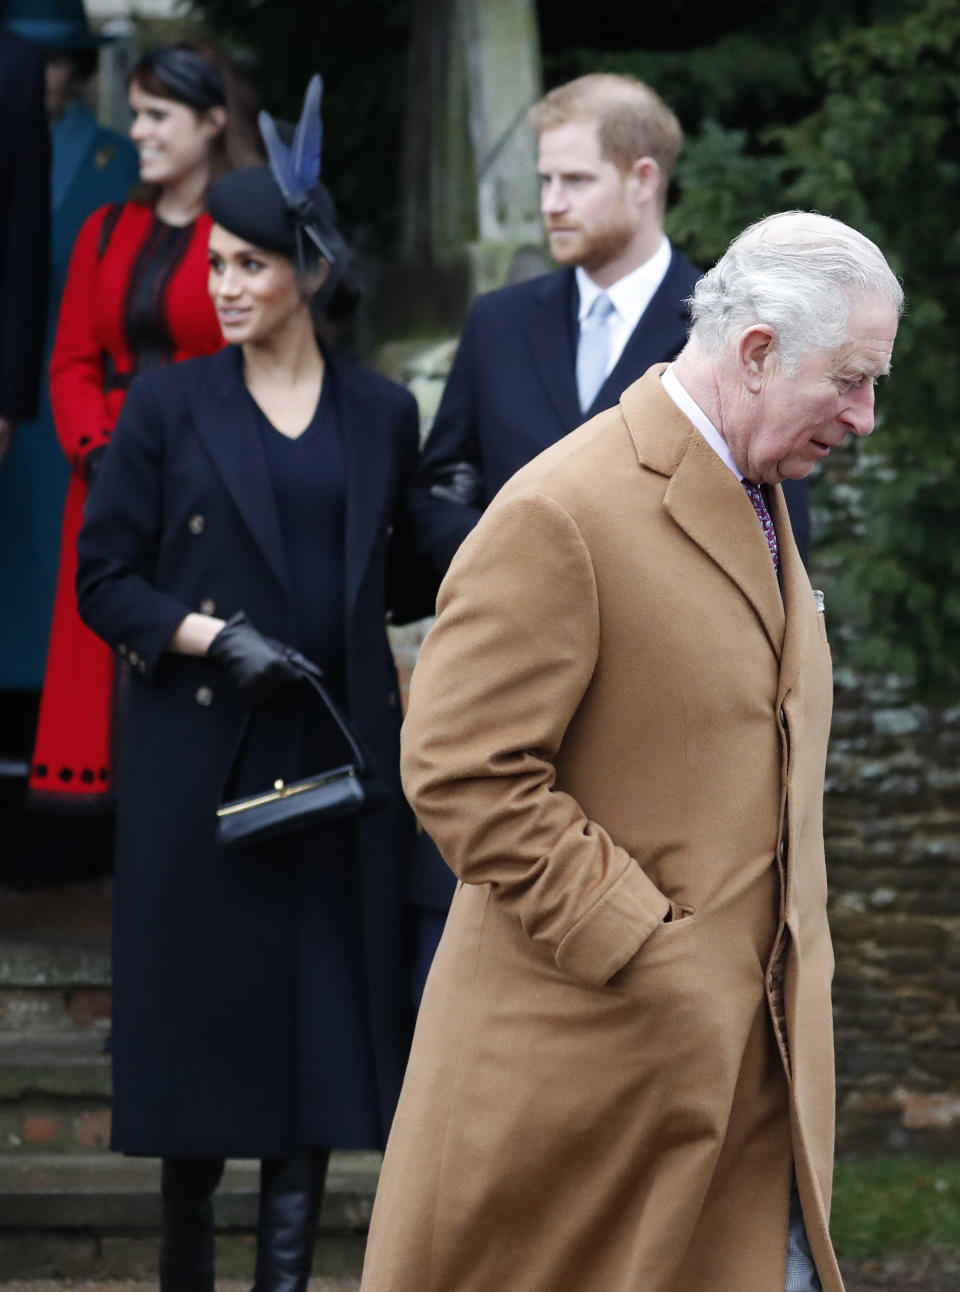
[251,374,381,1148]
[77,346,424,1159]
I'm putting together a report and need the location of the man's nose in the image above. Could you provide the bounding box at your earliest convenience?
[541,179,567,215]
[844,383,876,439]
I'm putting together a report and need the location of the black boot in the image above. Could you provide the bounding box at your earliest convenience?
[252,1146,330,1292]
[160,1156,226,1292]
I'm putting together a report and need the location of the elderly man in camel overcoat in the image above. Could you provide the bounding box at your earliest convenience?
[363,212,902,1292]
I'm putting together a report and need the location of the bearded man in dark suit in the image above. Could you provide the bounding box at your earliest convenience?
[406,74,811,992]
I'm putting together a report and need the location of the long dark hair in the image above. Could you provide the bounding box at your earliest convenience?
[127,42,262,203]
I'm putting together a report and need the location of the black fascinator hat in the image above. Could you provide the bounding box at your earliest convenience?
[207,76,351,311]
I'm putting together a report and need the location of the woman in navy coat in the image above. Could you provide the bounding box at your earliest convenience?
[76,81,426,1292]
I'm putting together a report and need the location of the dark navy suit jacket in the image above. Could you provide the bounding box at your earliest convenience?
[407,249,810,911]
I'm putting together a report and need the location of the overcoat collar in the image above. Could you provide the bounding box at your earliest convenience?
[191,346,389,617]
[620,366,787,657]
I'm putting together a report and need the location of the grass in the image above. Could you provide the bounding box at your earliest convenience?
[832,1157,960,1262]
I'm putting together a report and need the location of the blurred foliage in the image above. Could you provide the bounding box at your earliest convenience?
[187,0,412,251]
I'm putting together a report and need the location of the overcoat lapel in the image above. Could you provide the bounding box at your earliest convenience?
[333,357,395,618]
[622,368,785,657]
[526,270,581,431]
[191,347,293,601]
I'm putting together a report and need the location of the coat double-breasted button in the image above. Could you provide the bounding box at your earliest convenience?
[188,514,205,535]
[199,599,216,615]
[117,643,128,657]
[129,649,140,666]
[195,686,214,706]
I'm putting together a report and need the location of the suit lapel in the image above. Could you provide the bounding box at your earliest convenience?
[333,357,394,618]
[588,248,694,417]
[525,269,582,430]
[191,348,292,601]
[622,368,786,656]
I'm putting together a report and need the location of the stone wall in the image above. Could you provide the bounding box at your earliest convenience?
[826,671,960,1155]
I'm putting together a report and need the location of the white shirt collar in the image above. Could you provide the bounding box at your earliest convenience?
[575,236,672,330]
[660,364,742,480]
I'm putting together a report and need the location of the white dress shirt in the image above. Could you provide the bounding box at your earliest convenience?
[576,237,673,378]
[660,363,742,481]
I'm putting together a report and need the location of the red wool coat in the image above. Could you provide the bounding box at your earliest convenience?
[30,201,223,805]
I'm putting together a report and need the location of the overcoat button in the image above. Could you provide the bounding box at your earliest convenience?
[188,514,205,535]
[128,650,140,666]
[199,599,216,615]
[117,643,127,657]
[388,692,397,709]
[138,660,147,674]
[195,686,214,706]
[386,524,395,538]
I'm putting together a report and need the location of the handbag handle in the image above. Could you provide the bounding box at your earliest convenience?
[223,664,372,797]
[296,668,371,775]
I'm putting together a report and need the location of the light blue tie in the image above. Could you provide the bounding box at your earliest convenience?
[576,292,615,413]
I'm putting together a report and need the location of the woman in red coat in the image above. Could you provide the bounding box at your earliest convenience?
[28,43,259,852]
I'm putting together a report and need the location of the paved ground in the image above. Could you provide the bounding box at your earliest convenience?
[3,1264,960,1290]
[0,1283,359,1291]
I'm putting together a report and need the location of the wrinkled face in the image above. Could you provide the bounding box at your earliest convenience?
[207,225,308,345]
[537,119,641,275]
[129,82,220,189]
[731,296,899,484]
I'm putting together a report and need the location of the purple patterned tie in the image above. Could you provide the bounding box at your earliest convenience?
[743,480,780,572]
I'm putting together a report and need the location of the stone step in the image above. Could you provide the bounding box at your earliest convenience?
[0,1149,380,1227]
[0,925,112,1034]
[0,1150,378,1280]
[0,1032,111,1154]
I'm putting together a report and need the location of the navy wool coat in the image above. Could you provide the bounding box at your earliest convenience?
[76,346,425,1156]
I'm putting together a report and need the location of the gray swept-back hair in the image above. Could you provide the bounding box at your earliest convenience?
[689,211,904,375]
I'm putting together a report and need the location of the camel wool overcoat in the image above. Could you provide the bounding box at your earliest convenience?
[361,366,844,1292]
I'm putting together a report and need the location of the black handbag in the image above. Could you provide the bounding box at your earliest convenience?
[216,671,386,850]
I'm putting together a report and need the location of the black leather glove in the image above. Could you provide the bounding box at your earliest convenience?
[207,611,321,700]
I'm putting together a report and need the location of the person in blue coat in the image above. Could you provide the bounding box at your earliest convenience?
[75,78,429,1292]
[0,0,137,712]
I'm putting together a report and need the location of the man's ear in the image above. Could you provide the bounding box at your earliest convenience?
[737,325,778,393]
[629,156,662,207]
